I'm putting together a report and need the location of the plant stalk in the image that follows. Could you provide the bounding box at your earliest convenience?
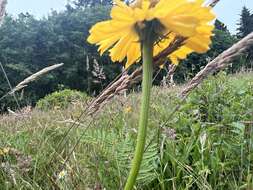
[124,38,153,190]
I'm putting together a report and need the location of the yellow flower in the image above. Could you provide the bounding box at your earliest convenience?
[0,147,10,156]
[154,22,214,64]
[3,147,10,154]
[124,106,132,113]
[87,0,215,68]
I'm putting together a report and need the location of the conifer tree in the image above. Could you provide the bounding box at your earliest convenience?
[237,6,253,38]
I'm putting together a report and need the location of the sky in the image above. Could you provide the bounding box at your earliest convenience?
[6,0,253,34]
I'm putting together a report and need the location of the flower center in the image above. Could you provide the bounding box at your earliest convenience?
[135,19,166,42]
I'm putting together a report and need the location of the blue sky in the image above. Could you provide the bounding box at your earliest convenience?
[6,0,253,34]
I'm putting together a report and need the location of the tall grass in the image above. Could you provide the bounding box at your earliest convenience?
[0,72,252,189]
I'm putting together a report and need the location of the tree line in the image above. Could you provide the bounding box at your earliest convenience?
[0,0,252,112]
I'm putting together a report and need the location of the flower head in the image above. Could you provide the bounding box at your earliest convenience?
[58,170,67,180]
[87,0,215,67]
[0,147,10,156]
[124,105,133,113]
[3,147,10,154]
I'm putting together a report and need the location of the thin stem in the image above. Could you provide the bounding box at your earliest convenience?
[0,61,21,110]
[124,38,153,190]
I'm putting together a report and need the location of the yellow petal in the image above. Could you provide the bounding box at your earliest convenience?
[87,0,216,67]
[110,28,139,63]
[125,42,141,68]
[160,15,198,37]
[186,36,211,53]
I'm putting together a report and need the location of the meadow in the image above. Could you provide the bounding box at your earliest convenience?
[0,0,253,189]
[0,72,252,190]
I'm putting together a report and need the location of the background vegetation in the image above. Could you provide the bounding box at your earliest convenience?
[0,0,252,112]
[0,1,253,189]
[0,73,252,189]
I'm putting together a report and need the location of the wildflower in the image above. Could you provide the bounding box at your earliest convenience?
[87,1,215,189]
[124,106,132,113]
[3,147,10,154]
[87,0,215,68]
[162,127,176,140]
[58,170,67,180]
[0,147,10,156]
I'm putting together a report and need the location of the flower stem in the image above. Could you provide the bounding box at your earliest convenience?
[124,38,153,190]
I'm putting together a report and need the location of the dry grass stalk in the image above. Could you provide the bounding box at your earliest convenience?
[57,119,86,127]
[86,37,196,114]
[161,64,177,87]
[0,63,64,102]
[88,37,188,115]
[10,63,64,95]
[0,0,7,24]
[153,37,186,66]
[86,0,220,115]
[180,32,253,97]
[92,58,106,83]
[7,106,32,117]
[87,68,142,114]
[206,0,220,8]
[87,37,186,115]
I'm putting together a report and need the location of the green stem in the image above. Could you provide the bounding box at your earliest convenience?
[124,38,153,190]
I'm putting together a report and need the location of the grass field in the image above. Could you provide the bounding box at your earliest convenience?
[0,72,252,190]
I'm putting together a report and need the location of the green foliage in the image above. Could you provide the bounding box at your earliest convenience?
[237,6,253,68]
[80,128,158,189]
[0,5,251,112]
[0,72,252,189]
[156,72,253,189]
[36,89,89,110]
[0,5,121,112]
[186,72,252,123]
[237,6,253,38]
